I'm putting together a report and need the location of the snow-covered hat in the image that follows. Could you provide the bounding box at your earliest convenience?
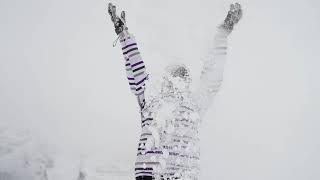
[164,63,191,82]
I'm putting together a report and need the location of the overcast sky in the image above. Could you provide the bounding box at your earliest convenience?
[0,0,319,180]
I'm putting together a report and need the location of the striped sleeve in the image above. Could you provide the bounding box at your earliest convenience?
[120,34,148,96]
[194,27,230,115]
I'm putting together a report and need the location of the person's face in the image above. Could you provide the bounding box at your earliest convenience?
[160,75,191,99]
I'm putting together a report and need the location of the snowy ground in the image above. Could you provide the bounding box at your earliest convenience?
[1,0,320,180]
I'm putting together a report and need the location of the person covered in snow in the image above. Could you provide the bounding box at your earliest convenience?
[107,3,242,180]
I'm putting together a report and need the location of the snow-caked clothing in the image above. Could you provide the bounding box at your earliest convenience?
[119,28,229,180]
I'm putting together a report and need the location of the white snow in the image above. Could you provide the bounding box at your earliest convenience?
[0,0,320,180]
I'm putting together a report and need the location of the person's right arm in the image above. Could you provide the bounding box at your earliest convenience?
[108,3,148,110]
[120,31,148,109]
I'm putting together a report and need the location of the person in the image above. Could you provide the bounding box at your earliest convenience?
[107,3,243,180]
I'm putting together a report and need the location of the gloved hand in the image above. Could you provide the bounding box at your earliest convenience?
[221,3,243,32]
[107,3,128,35]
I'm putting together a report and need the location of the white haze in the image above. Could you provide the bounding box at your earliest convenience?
[0,0,319,179]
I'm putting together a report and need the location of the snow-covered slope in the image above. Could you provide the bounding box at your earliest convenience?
[0,0,319,179]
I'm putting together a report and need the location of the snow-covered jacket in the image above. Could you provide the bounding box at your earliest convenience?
[119,28,230,180]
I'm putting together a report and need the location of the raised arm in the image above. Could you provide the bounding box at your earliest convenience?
[194,3,242,115]
[108,3,148,109]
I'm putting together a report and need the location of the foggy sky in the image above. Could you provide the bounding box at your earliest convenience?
[0,0,319,179]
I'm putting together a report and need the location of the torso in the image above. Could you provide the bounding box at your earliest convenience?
[135,95,201,180]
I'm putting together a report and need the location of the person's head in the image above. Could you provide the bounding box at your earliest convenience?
[160,63,192,100]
